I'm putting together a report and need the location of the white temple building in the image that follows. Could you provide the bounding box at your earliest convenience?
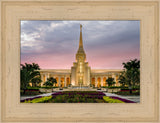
[39,25,123,87]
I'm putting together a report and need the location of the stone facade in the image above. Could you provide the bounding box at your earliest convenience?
[39,25,123,87]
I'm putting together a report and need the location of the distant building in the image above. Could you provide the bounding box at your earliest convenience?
[39,25,123,87]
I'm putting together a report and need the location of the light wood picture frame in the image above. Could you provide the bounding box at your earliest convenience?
[0,0,160,122]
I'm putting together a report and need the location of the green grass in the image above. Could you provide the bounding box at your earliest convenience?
[24,96,52,103]
[103,96,124,103]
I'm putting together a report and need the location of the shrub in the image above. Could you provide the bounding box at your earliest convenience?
[27,86,40,90]
[101,86,122,89]
[108,86,122,89]
[21,89,40,96]
[115,91,140,95]
[40,86,58,89]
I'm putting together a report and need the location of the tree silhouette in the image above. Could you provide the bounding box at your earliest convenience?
[106,77,116,86]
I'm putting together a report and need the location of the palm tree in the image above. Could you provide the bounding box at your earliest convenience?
[122,59,140,70]
[106,77,116,86]
[47,77,57,86]
[31,77,42,87]
[118,72,127,87]
[20,63,41,94]
[32,63,40,70]
[20,67,40,94]
[46,77,57,92]
[122,59,140,94]
[43,80,53,87]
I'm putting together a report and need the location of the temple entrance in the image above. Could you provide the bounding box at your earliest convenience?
[61,78,64,87]
[91,78,95,87]
[67,77,70,86]
[103,77,106,86]
[55,77,58,87]
[78,76,83,86]
[97,77,101,87]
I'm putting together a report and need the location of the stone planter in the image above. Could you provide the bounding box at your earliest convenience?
[39,88,52,93]
[101,88,121,92]
[108,88,121,93]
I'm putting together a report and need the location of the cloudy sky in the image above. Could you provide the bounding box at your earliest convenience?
[21,20,140,69]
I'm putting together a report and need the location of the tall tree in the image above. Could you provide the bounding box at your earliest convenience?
[106,77,116,86]
[43,77,57,92]
[31,77,42,87]
[122,59,140,94]
[123,59,140,70]
[20,63,41,94]
[47,77,57,86]
[43,80,53,87]
[118,72,127,87]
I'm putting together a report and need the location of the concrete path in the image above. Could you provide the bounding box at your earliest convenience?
[20,92,59,100]
[104,92,140,103]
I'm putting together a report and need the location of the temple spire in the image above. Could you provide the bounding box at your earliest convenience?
[76,24,86,61]
[79,24,83,48]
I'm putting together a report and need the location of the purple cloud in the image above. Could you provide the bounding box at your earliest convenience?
[21,21,140,69]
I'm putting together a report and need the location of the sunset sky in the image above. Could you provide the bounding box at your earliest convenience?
[21,21,140,69]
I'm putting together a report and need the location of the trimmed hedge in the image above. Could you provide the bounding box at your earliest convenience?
[101,86,140,90]
[26,86,58,89]
[115,91,140,96]
[40,86,58,89]
[21,89,40,96]
[101,86,121,89]
[27,86,41,90]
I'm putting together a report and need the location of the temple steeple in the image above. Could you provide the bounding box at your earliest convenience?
[71,24,91,86]
[79,24,83,48]
[76,24,86,61]
[77,24,86,54]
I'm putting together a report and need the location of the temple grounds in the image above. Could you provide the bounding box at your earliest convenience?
[21,88,140,103]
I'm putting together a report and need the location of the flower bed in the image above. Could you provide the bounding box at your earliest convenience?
[20,89,40,96]
[21,91,135,103]
[49,91,106,103]
[109,96,135,103]
[115,90,140,95]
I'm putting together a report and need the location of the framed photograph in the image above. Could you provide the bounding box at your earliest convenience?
[20,20,140,104]
[0,0,159,122]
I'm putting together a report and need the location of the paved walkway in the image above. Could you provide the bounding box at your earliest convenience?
[20,92,58,100]
[104,92,140,103]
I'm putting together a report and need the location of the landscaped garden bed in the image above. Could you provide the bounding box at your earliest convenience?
[20,86,59,96]
[50,91,106,103]
[115,90,140,95]
[21,91,135,103]
[20,89,41,96]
